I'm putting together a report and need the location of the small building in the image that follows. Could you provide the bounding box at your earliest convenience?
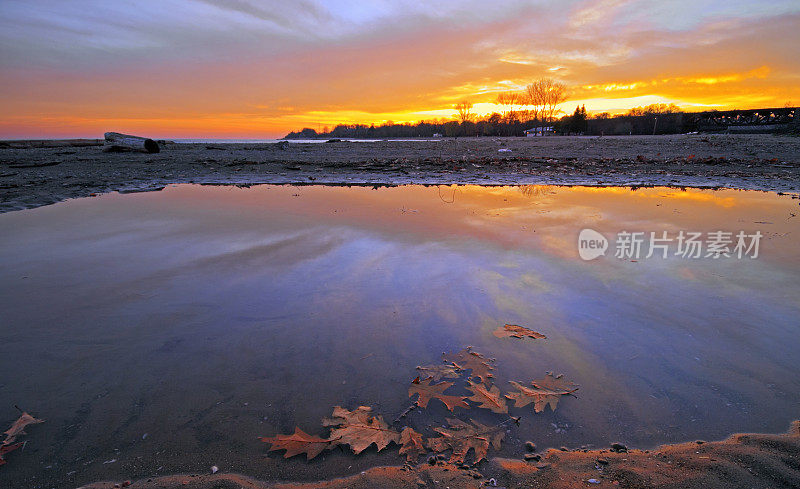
[525,126,554,137]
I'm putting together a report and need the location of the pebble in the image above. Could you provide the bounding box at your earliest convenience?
[596,458,609,465]
[211,465,219,474]
[525,441,536,452]
[610,443,628,453]
[587,478,601,484]
[523,453,541,461]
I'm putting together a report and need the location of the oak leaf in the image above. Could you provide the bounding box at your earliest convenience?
[321,406,400,454]
[2,412,44,446]
[493,324,546,340]
[0,442,23,467]
[416,364,460,381]
[408,378,469,412]
[443,347,494,382]
[465,380,508,414]
[427,418,505,464]
[506,373,578,413]
[398,427,426,463]
[261,427,333,460]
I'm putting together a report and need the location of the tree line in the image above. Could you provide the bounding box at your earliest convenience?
[284,78,697,139]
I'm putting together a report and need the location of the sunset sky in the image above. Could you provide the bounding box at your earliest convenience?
[1,0,798,139]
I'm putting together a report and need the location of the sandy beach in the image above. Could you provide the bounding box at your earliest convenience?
[78,421,800,489]
[1,134,799,213]
[4,2,800,488]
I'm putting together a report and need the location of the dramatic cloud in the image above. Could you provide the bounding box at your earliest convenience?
[0,0,798,138]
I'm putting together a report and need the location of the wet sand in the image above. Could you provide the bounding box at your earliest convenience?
[78,421,800,489]
[1,134,799,212]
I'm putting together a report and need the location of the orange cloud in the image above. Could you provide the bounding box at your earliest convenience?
[0,2,798,138]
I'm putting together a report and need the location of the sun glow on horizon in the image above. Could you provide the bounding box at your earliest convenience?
[0,1,798,138]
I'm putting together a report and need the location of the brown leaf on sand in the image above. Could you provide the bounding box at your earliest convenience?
[398,427,426,463]
[321,406,400,454]
[261,427,334,460]
[506,372,579,413]
[443,347,494,383]
[493,324,546,340]
[0,442,23,466]
[465,380,508,414]
[416,364,460,382]
[409,378,469,412]
[2,412,44,446]
[428,418,505,464]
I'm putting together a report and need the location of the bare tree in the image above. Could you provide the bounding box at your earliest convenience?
[524,78,568,125]
[454,100,474,123]
[495,91,522,123]
[524,81,546,123]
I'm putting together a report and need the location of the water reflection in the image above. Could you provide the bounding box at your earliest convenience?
[0,184,798,487]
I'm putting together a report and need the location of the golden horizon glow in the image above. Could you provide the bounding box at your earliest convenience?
[1,1,798,139]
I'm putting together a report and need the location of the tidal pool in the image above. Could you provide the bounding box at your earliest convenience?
[0,184,798,488]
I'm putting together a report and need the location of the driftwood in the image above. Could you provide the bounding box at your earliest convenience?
[103,132,160,153]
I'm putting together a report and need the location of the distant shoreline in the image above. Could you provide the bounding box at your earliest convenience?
[1,134,798,213]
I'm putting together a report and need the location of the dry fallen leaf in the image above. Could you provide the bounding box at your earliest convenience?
[493,324,546,340]
[398,427,426,463]
[416,364,460,381]
[321,406,400,454]
[0,442,23,467]
[409,378,469,412]
[443,347,494,383]
[261,427,334,460]
[506,372,578,413]
[465,380,508,414]
[428,418,505,464]
[2,412,44,446]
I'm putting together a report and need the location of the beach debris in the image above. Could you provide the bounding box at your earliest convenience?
[210,465,219,474]
[321,406,400,455]
[103,132,160,154]
[493,324,547,340]
[398,427,427,463]
[428,418,505,464]
[443,347,495,383]
[415,364,460,381]
[262,427,334,460]
[506,373,579,413]
[465,380,508,414]
[498,148,512,152]
[2,411,44,446]
[587,478,601,484]
[408,377,469,411]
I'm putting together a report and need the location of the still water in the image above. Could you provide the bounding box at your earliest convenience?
[0,184,798,487]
